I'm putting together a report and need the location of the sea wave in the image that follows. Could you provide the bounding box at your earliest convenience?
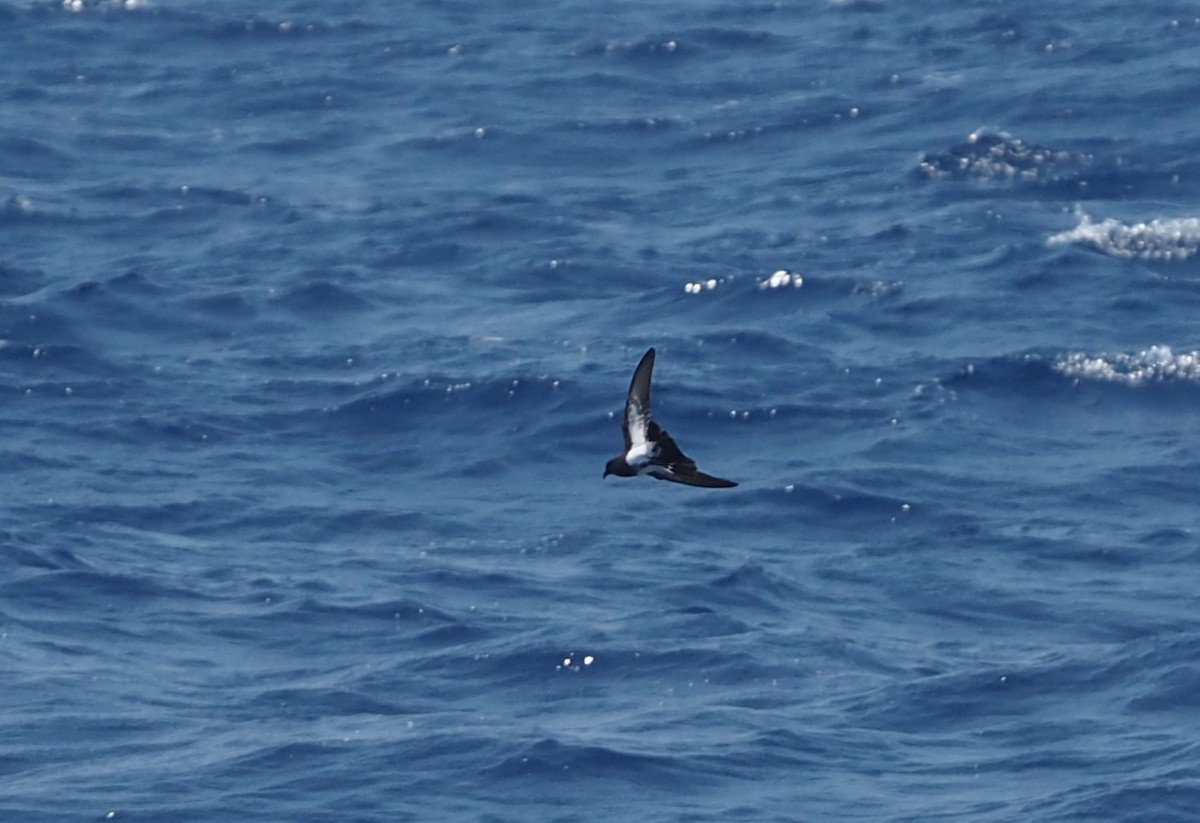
[1048,213,1200,262]
[1052,345,1200,386]
[917,130,1092,184]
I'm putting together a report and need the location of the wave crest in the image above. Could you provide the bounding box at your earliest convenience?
[1048,213,1200,262]
[1053,346,1200,385]
[918,130,1091,182]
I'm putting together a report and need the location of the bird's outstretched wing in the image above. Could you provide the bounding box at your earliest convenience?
[622,347,655,453]
[647,423,739,488]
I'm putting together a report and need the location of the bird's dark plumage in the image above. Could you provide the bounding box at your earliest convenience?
[603,347,738,489]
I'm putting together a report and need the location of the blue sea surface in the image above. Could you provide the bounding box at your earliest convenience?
[4,1,1200,820]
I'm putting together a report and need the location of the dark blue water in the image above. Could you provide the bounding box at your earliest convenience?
[4,1,1200,820]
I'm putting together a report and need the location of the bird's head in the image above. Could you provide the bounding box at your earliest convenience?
[603,457,621,478]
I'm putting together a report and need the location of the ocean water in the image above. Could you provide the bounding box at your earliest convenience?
[4,1,1200,820]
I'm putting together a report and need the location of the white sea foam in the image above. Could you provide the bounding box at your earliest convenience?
[757,269,803,290]
[1048,214,1200,262]
[1053,345,1200,385]
[919,130,1089,182]
[684,278,720,294]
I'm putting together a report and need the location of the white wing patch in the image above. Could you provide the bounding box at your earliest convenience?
[625,441,653,468]
[625,396,650,450]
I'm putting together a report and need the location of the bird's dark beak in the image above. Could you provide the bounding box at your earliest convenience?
[602,469,610,478]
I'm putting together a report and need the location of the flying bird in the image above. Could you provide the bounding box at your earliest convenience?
[603,347,738,488]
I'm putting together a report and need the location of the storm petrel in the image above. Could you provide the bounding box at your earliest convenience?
[603,347,738,488]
